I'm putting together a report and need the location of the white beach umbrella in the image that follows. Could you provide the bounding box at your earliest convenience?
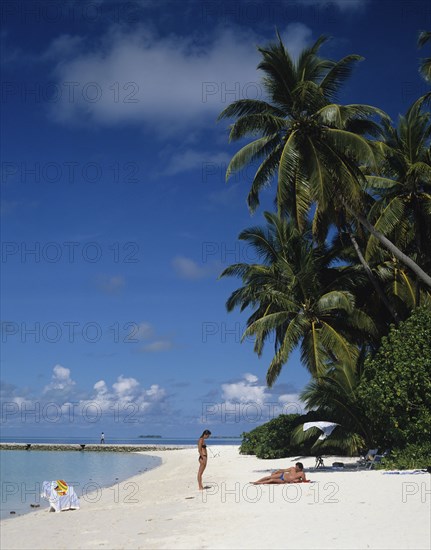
[303,421,339,440]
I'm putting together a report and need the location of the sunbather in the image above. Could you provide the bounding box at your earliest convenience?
[252,462,307,484]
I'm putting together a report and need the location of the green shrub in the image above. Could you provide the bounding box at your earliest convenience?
[377,443,431,470]
[357,307,431,449]
[240,414,302,458]
[240,412,339,458]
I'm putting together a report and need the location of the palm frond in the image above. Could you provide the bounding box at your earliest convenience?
[218,99,286,121]
[247,143,283,212]
[225,136,273,181]
[319,54,363,100]
[266,315,305,386]
[365,197,406,261]
[316,290,355,314]
[228,114,288,141]
[418,31,431,48]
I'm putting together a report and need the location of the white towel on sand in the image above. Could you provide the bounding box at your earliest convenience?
[41,481,80,512]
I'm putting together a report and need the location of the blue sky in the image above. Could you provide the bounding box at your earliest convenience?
[1,0,429,438]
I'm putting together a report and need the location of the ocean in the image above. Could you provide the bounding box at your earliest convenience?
[0,436,242,520]
[0,436,242,446]
[0,450,161,520]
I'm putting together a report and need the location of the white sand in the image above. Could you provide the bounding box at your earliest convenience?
[1,446,430,550]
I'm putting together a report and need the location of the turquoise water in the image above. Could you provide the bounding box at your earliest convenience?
[0,450,161,520]
[0,436,242,446]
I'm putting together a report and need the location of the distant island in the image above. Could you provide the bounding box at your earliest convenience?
[136,435,240,439]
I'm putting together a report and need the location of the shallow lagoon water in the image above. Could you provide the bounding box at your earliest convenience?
[0,450,161,519]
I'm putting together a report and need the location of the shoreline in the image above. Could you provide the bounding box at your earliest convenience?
[0,448,166,521]
[0,443,188,452]
[1,445,430,549]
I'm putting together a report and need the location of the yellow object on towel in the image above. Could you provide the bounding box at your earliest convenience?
[55,480,68,495]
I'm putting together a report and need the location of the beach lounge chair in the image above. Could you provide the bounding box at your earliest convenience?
[366,450,390,469]
[357,449,389,469]
[357,449,378,467]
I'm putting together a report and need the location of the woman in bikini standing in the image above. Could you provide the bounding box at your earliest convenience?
[197,429,211,490]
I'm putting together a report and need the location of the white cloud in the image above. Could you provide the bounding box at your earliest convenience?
[244,373,258,384]
[171,254,222,281]
[88,375,166,413]
[43,365,76,393]
[160,150,231,177]
[3,365,167,427]
[57,375,164,425]
[45,24,313,135]
[93,379,108,394]
[281,22,313,60]
[278,392,305,414]
[124,322,176,352]
[41,34,85,61]
[221,375,268,405]
[145,383,164,397]
[134,322,154,340]
[201,373,306,426]
[172,256,208,280]
[112,375,140,397]
[299,0,369,11]
[140,340,173,353]
[95,274,125,293]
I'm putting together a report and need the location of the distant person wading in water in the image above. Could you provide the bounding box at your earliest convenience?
[197,430,211,490]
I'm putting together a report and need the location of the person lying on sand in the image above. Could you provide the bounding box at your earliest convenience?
[251,462,307,484]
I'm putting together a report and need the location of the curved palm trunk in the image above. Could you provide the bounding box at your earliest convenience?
[342,200,431,289]
[348,231,400,324]
[413,199,425,306]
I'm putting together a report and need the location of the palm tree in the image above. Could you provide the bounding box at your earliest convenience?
[374,257,431,311]
[418,31,431,82]
[219,33,431,288]
[291,355,373,455]
[333,224,402,324]
[220,212,376,386]
[364,97,431,302]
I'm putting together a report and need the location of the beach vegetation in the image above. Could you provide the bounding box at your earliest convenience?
[375,442,431,470]
[219,32,431,462]
[357,307,431,450]
[240,413,303,458]
[291,354,370,456]
[220,31,431,387]
[418,30,431,82]
[218,32,431,288]
[239,412,341,458]
[221,213,377,386]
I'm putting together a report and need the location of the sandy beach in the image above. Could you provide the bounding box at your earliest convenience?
[1,445,429,550]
